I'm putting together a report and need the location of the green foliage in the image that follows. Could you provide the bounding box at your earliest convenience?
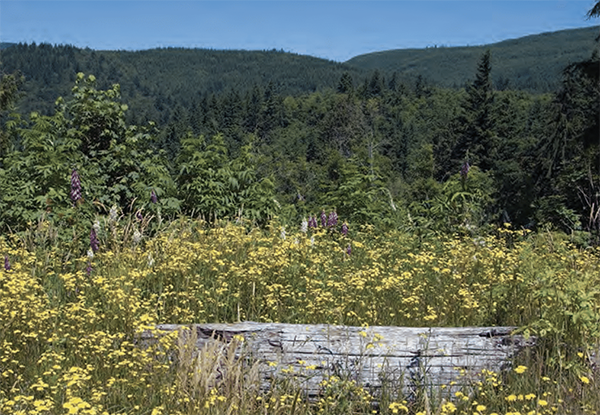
[0,71,24,157]
[66,74,179,216]
[405,166,496,236]
[452,50,497,171]
[69,73,128,155]
[0,109,88,229]
[320,154,397,226]
[176,133,277,223]
[0,74,178,252]
[436,166,496,231]
[1,23,600,237]
[534,51,600,235]
[404,143,439,201]
[1,26,596,130]
[347,25,599,93]
[0,43,370,122]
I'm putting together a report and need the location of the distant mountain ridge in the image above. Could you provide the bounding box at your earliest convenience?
[0,26,600,93]
[0,25,597,124]
[346,25,599,92]
[0,44,367,121]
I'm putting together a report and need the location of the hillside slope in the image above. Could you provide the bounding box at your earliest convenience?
[0,25,597,124]
[0,45,368,119]
[346,26,599,91]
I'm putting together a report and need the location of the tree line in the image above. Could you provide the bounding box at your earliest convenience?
[0,34,598,248]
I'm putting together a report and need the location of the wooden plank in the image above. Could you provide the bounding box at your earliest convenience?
[141,322,535,397]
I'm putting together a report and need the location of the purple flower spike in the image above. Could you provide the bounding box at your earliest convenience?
[4,255,10,271]
[460,161,470,179]
[70,170,82,203]
[346,244,352,256]
[86,261,92,276]
[136,210,143,221]
[90,227,99,253]
[309,215,317,229]
[341,222,349,236]
[151,190,158,204]
[320,210,327,227]
[327,210,338,228]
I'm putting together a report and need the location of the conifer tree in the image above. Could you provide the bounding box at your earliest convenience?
[452,50,497,171]
[0,71,24,159]
[337,72,354,95]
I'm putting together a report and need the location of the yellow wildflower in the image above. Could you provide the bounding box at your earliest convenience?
[514,365,527,374]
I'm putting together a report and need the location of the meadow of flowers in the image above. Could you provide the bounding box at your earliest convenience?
[1,212,600,414]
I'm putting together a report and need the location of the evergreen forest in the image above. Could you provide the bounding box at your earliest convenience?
[0,25,599,242]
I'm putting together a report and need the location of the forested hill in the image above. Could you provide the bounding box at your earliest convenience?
[0,25,598,122]
[0,44,369,121]
[0,27,600,118]
[347,25,600,92]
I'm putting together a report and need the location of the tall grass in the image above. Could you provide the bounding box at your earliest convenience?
[1,217,599,414]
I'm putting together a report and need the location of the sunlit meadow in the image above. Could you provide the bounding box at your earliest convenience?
[1,215,599,414]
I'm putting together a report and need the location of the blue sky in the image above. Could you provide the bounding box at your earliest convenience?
[1,1,598,62]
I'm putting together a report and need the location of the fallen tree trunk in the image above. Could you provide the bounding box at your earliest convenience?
[141,322,536,397]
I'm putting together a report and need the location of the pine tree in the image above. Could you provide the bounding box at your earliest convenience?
[0,71,24,159]
[452,50,497,171]
[367,70,384,98]
[337,72,354,95]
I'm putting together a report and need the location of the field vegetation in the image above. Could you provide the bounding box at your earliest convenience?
[1,212,600,414]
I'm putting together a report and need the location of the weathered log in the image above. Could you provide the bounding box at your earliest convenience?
[141,322,535,397]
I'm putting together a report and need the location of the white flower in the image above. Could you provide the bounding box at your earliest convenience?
[280,227,286,240]
[133,229,142,244]
[109,205,118,223]
[301,218,308,233]
[92,219,100,232]
[147,253,155,267]
[87,249,94,259]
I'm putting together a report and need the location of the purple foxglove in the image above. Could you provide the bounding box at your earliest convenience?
[460,161,470,179]
[70,169,82,203]
[151,190,158,204]
[341,222,349,236]
[320,210,327,227]
[90,227,99,253]
[4,255,10,271]
[327,210,338,228]
[346,244,352,256]
[309,215,317,228]
[86,261,92,276]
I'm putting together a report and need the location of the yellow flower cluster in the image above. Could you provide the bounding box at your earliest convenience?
[1,220,599,414]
